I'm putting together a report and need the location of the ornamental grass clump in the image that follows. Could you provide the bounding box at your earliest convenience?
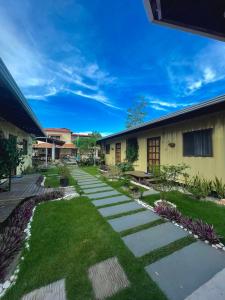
[154,204,220,244]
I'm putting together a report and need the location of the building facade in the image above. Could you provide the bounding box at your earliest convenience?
[99,96,225,182]
[0,59,44,175]
[33,128,76,160]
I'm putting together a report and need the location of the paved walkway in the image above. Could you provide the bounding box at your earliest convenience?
[71,167,225,300]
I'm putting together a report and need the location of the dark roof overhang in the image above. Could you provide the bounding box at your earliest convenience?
[98,95,225,143]
[36,137,65,146]
[144,0,225,42]
[0,58,45,137]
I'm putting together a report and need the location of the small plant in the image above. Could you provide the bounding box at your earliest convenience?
[155,164,189,200]
[187,175,212,199]
[122,176,131,188]
[213,177,225,199]
[116,161,134,173]
[59,166,70,187]
[106,165,122,179]
[129,185,143,199]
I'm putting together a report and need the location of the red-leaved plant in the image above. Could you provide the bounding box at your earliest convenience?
[154,204,220,244]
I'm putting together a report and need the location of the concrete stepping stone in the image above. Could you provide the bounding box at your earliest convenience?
[88,190,121,200]
[122,222,188,257]
[79,182,104,188]
[83,183,108,189]
[84,186,114,194]
[184,267,225,300]
[88,257,130,300]
[108,210,161,232]
[78,179,100,184]
[98,202,143,217]
[145,241,225,300]
[22,279,66,300]
[92,195,131,207]
[143,189,159,196]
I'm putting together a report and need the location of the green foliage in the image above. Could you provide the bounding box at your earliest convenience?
[213,177,225,199]
[130,185,144,199]
[75,131,102,155]
[156,164,189,200]
[106,165,122,179]
[121,176,131,188]
[58,166,70,179]
[116,161,134,173]
[126,97,148,128]
[187,175,212,199]
[126,138,139,163]
[0,137,25,190]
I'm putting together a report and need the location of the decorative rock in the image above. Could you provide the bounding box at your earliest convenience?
[219,243,224,247]
[212,244,217,249]
[222,247,225,251]
[184,228,187,231]
[21,257,24,260]
[3,280,11,289]
[205,240,209,244]
[180,225,183,229]
[188,231,192,234]
[10,275,15,282]
[216,244,222,249]
[0,284,3,293]
[194,235,198,239]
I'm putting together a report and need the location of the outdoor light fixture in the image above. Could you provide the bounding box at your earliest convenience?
[168,142,175,148]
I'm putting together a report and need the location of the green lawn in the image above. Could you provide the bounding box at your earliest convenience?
[143,191,225,243]
[3,197,166,300]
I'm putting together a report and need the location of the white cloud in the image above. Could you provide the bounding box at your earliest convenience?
[0,4,118,109]
[147,97,197,111]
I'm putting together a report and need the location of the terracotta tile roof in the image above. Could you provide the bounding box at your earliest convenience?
[61,143,76,149]
[33,142,53,149]
[44,128,71,133]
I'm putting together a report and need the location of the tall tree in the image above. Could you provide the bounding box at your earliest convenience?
[126,97,148,128]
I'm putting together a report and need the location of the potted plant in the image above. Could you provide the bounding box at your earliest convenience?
[59,166,70,187]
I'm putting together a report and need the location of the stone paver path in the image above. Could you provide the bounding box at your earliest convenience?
[98,202,143,217]
[71,167,225,300]
[88,190,121,200]
[145,241,225,300]
[122,222,188,257]
[88,257,130,300]
[84,186,114,194]
[22,279,66,300]
[108,210,161,232]
[92,195,131,207]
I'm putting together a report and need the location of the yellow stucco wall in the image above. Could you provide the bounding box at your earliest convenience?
[46,130,72,143]
[103,111,225,182]
[0,118,33,175]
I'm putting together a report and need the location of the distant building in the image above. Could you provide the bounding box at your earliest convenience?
[33,128,76,160]
[144,0,225,42]
[0,58,44,175]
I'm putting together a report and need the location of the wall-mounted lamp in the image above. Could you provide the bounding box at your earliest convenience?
[168,142,175,148]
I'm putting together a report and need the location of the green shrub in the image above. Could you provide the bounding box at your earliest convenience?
[116,161,134,173]
[213,177,225,199]
[58,166,70,178]
[126,138,139,163]
[187,175,212,199]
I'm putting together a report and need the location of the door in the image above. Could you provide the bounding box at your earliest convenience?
[147,137,160,172]
[115,143,121,164]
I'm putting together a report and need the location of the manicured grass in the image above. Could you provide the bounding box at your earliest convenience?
[81,166,100,176]
[120,219,165,237]
[143,191,225,243]
[3,197,167,300]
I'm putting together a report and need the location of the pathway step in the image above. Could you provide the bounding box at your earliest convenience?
[77,179,100,184]
[79,182,104,188]
[88,257,130,300]
[22,279,66,300]
[83,183,108,189]
[108,210,161,232]
[88,190,121,200]
[98,202,143,217]
[84,186,114,194]
[122,222,188,257]
[184,267,225,300]
[92,195,131,207]
[145,241,225,300]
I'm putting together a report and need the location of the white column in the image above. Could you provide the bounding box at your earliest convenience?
[52,142,55,161]
[45,138,48,167]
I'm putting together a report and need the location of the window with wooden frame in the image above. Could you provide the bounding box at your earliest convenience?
[115,143,121,163]
[23,139,28,155]
[147,137,160,172]
[105,144,110,154]
[183,129,213,157]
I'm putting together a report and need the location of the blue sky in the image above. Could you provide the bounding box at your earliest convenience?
[1,0,225,135]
